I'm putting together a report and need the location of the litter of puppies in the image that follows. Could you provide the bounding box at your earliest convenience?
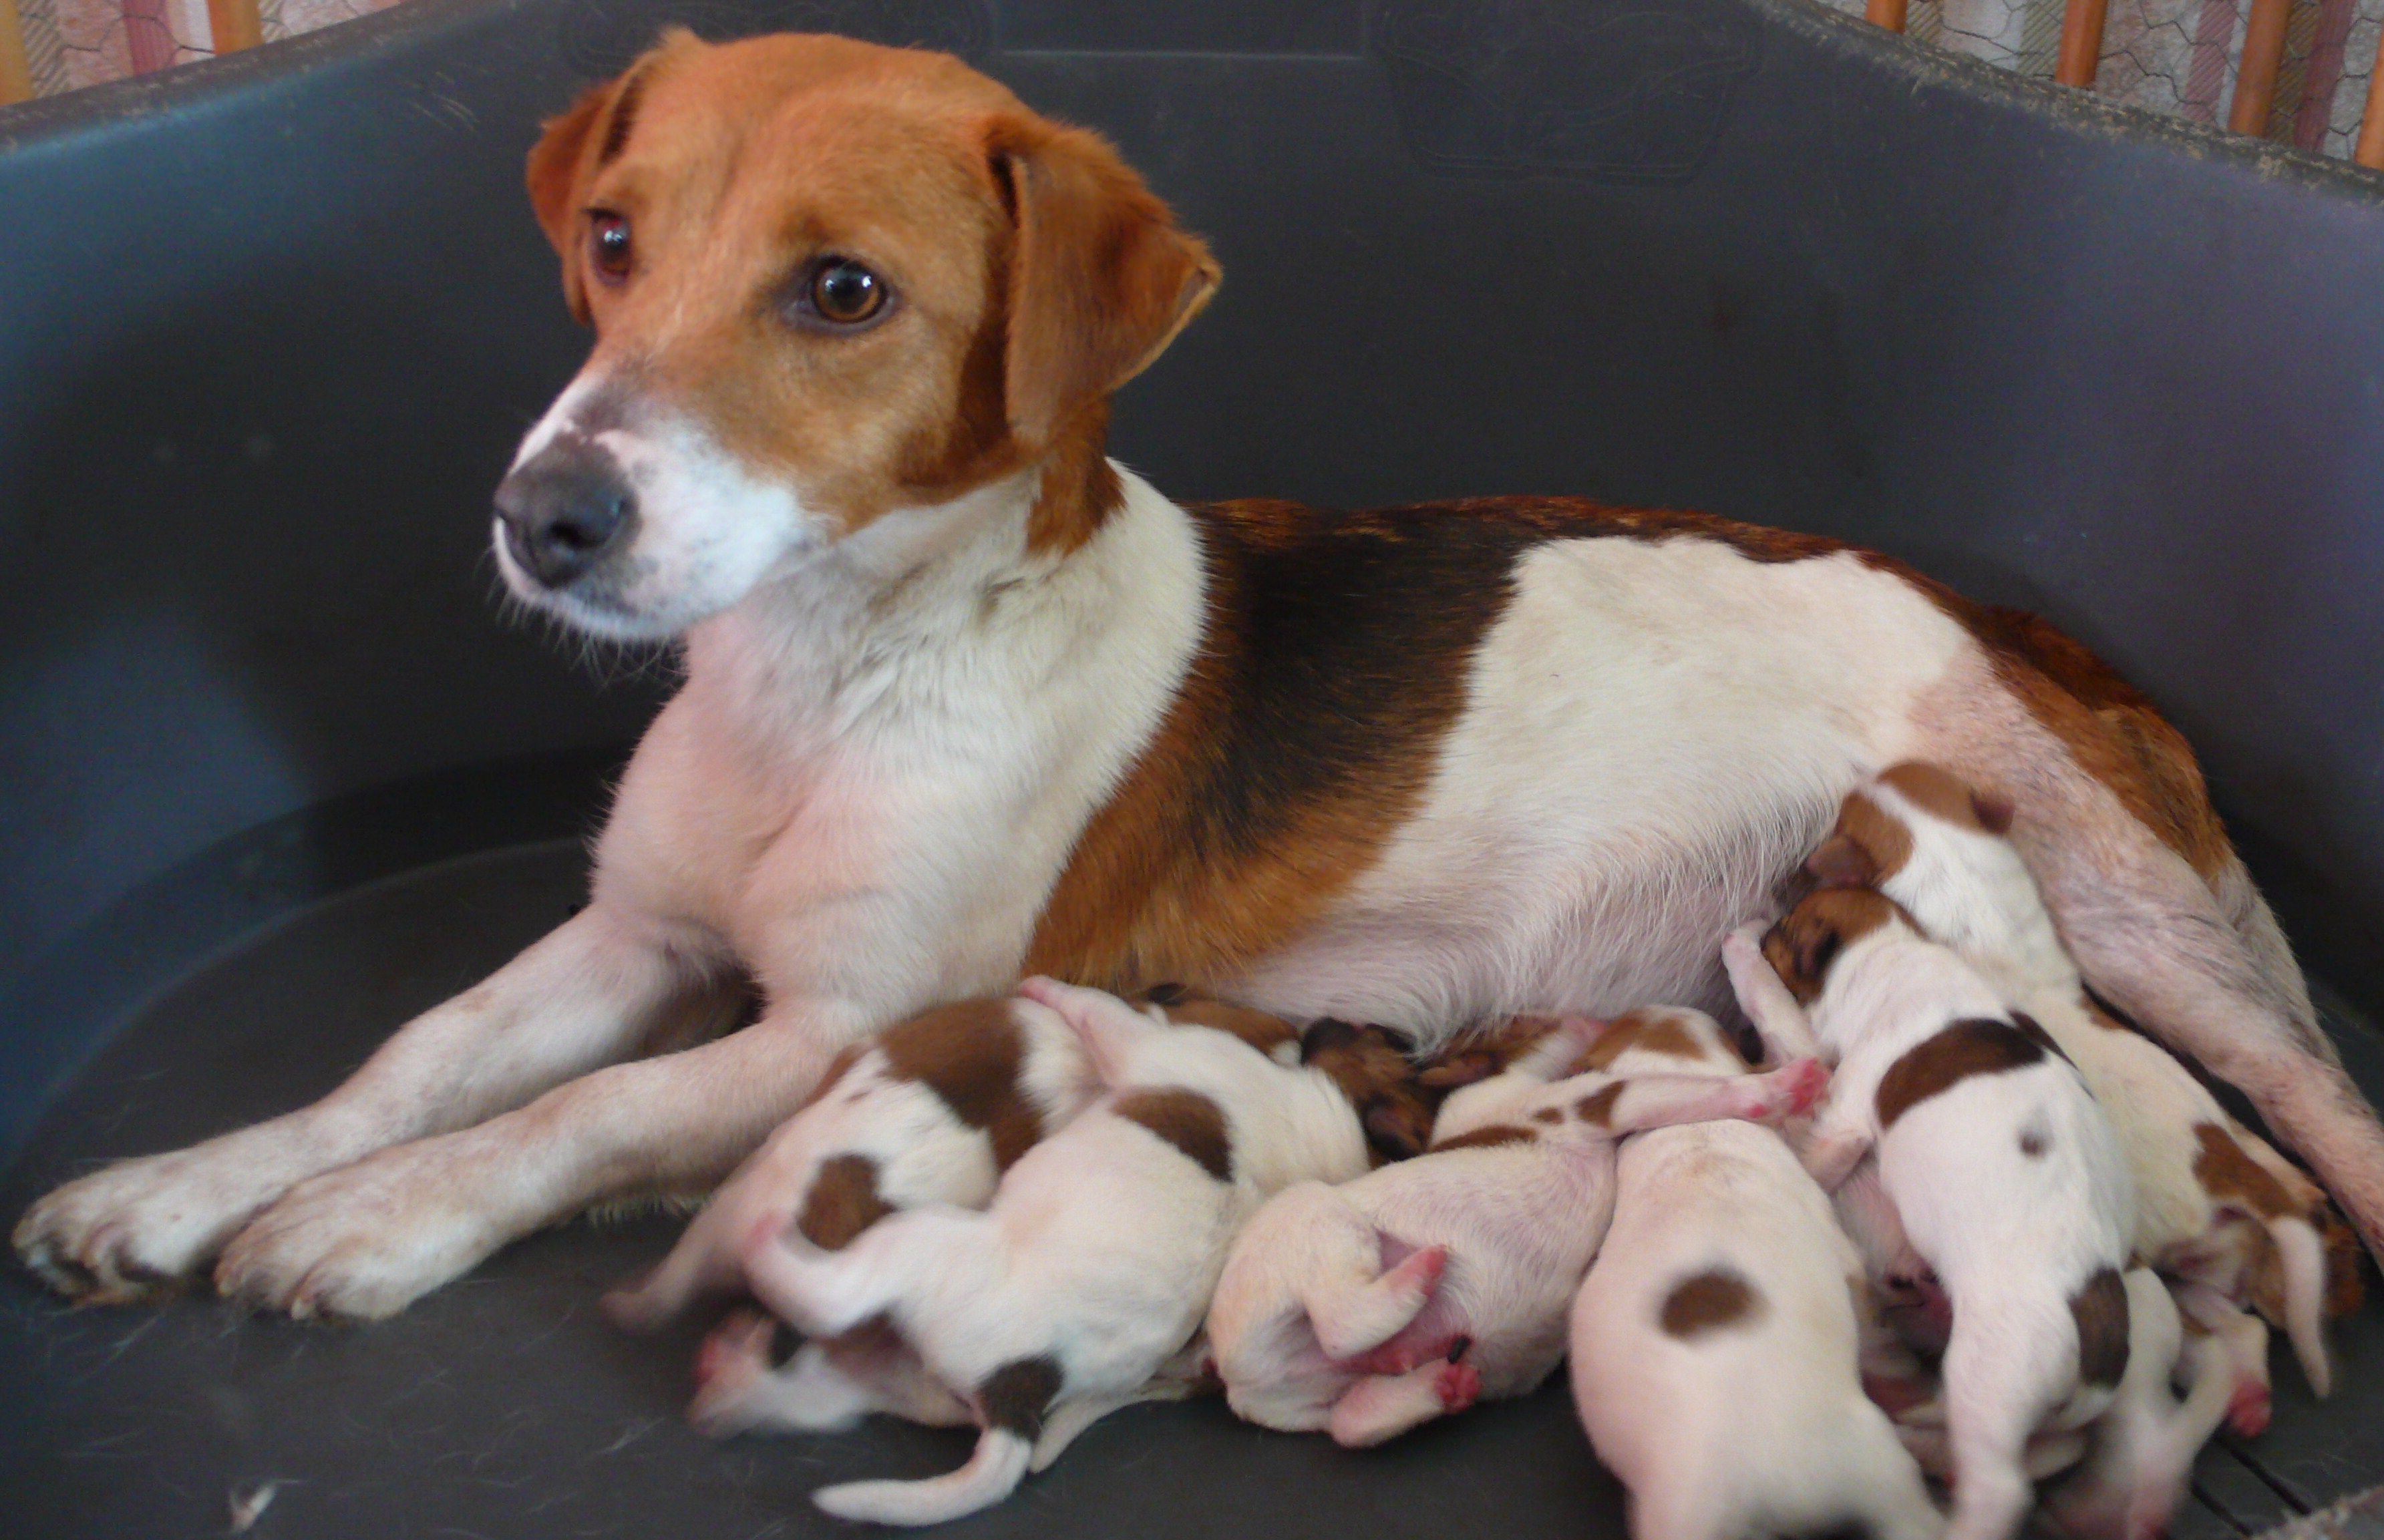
[617,763,2362,1534]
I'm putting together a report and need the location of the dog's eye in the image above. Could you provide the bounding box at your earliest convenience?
[588,212,632,284]
[808,258,888,325]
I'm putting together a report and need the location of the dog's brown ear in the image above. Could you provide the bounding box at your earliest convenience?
[1361,1097,1433,1163]
[1416,1050,1500,1091]
[1805,832,1880,890]
[987,116,1221,448]
[1971,790,2015,835]
[526,31,696,323]
[1301,1018,1361,1063]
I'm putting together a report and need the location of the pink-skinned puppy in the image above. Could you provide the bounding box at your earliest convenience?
[737,977,1379,1526]
[1794,762,2358,1414]
[1749,889,2136,1540]
[1570,1006,1942,1540]
[1206,1013,1828,1447]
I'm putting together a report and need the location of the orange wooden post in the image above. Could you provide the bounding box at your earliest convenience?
[2228,0,2293,136]
[1866,0,1910,32]
[0,0,33,106]
[2057,0,2109,87]
[2360,21,2384,167]
[208,0,265,53]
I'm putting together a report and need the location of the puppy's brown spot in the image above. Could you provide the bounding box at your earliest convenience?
[1660,1267,1764,1338]
[1808,791,1914,890]
[1431,1123,1535,1153]
[1531,1107,1563,1125]
[2069,1268,2130,1387]
[1114,1088,1233,1181]
[1878,762,2011,835]
[1875,1018,2051,1129]
[2009,1011,2073,1065]
[880,1000,1044,1169]
[978,1355,1063,1438]
[1303,1019,1437,1164]
[2020,1129,2049,1157]
[1762,889,1904,1006]
[2193,1123,2294,1219]
[1576,1082,1627,1127]
[797,1155,894,1250]
[1580,1008,1707,1071]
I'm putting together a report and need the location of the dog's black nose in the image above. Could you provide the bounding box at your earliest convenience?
[494,439,636,588]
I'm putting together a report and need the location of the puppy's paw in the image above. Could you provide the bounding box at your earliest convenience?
[15,1136,305,1304]
[214,1144,498,1320]
[689,1309,787,1436]
[2226,1377,2272,1438]
[1435,1358,1482,1412]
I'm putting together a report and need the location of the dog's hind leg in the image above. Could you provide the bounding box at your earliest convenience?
[1327,1356,1480,1448]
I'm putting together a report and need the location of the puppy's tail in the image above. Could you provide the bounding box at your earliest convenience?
[2260,1213,2333,1397]
[813,1428,1033,1527]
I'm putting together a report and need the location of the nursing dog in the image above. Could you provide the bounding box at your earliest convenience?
[19,29,2384,1319]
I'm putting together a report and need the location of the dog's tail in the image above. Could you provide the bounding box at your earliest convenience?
[813,1427,1033,1527]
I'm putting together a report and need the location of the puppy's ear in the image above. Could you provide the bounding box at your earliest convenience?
[1301,1018,1361,1063]
[1804,833,1879,890]
[526,31,697,323]
[1760,921,1831,1004]
[1361,1097,1433,1162]
[985,115,1221,448]
[1971,790,2015,835]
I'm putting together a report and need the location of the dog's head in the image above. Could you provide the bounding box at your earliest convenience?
[496,31,1220,637]
[1759,887,1907,1005]
[1806,763,2013,890]
[1301,1019,1439,1165]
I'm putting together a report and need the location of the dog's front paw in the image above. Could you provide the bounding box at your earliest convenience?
[214,1144,500,1320]
[689,1309,790,1436]
[15,1136,305,1304]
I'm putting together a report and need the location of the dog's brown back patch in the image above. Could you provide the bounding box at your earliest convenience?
[978,1355,1064,1438]
[880,999,1044,1169]
[1114,1088,1233,1181]
[797,1154,895,1249]
[1576,1082,1627,1127]
[1580,1008,1707,1071]
[2193,1123,2294,1219]
[1531,1107,1563,1125]
[2069,1268,2130,1387]
[1431,1123,1535,1153]
[1660,1267,1764,1338]
[1874,1018,2051,1129]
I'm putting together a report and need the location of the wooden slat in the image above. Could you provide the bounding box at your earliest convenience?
[1866,0,1910,32]
[208,0,264,53]
[2361,20,2384,168]
[0,0,33,106]
[2057,0,2110,87]
[2230,0,2294,136]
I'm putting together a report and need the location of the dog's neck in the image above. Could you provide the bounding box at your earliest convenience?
[679,453,1194,756]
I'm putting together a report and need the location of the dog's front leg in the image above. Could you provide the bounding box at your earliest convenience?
[15,903,719,1304]
[211,997,859,1319]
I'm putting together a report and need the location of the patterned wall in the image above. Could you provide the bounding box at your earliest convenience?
[12,0,2384,162]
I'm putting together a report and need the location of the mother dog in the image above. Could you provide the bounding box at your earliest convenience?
[19,31,2383,1318]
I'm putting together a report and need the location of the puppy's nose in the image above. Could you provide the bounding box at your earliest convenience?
[494,438,636,588]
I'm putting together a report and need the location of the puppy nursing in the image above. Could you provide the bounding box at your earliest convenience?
[1207,1013,1826,1447]
[739,978,1374,1525]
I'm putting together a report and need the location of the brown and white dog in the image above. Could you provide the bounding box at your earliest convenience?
[1207,1012,1826,1447]
[1799,763,2357,1408]
[740,976,1375,1525]
[16,29,2384,1320]
[1569,1008,1942,1540]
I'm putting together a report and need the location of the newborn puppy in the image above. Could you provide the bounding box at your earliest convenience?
[1209,1013,1827,1447]
[739,977,1375,1525]
[1571,1008,1942,1540]
[1753,890,2136,1540]
[1801,761,2353,1408]
[601,992,1097,1434]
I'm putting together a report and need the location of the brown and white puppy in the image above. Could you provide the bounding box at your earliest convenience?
[1800,763,2357,1407]
[19,30,2383,1321]
[1753,890,2136,1540]
[740,978,1375,1525]
[1208,1013,1826,1447]
[1570,1008,1941,1540]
